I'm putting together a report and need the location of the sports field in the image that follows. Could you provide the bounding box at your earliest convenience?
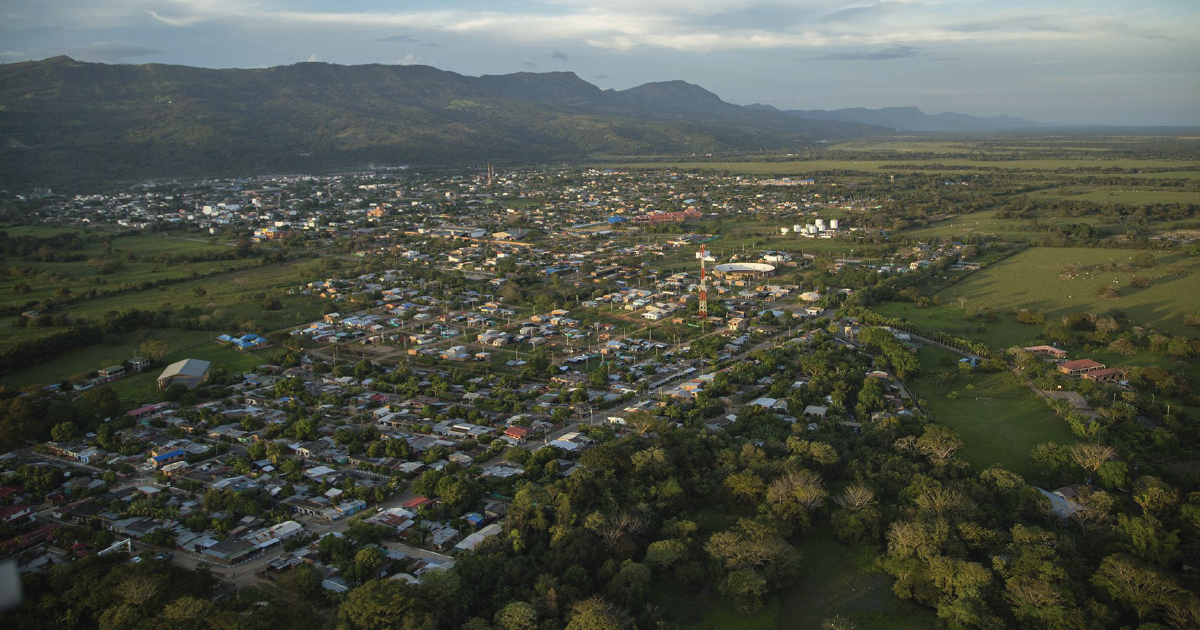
[932,247,1200,334]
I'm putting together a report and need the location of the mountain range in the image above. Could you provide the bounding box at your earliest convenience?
[0,57,1047,189]
[746,104,1051,132]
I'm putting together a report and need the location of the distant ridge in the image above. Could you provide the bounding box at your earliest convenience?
[746,104,1052,132]
[0,58,885,189]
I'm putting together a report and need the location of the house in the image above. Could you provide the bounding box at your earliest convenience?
[98,365,125,379]
[454,523,503,552]
[149,449,186,468]
[157,358,212,390]
[1083,368,1127,383]
[504,426,531,442]
[0,505,33,525]
[1058,359,1105,377]
[803,405,829,419]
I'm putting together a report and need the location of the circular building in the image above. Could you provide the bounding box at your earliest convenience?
[712,262,776,280]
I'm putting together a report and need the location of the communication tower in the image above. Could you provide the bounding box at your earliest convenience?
[698,245,708,319]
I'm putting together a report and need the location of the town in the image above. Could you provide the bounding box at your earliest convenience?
[2,158,1199,629]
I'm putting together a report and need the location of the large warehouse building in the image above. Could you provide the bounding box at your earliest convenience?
[157,358,212,390]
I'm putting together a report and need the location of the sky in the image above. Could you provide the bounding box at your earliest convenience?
[1,0,1198,125]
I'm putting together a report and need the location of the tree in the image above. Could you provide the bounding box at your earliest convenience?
[915,425,963,466]
[1093,554,1183,622]
[353,546,386,583]
[765,469,827,527]
[82,387,122,419]
[1129,276,1152,289]
[705,517,801,609]
[50,421,78,442]
[1069,442,1117,484]
[140,340,169,362]
[337,579,436,630]
[831,484,882,542]
[565,596,631,630]
[493,601,539,630]
[724,470,766,504]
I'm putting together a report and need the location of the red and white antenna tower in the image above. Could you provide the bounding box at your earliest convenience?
[698,244,708,319]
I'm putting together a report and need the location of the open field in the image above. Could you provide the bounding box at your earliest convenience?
[907,346,1075,477]
[873,302,1039,351]
[1028,187,1200,205]
[932,247,1200,334]
[899,208,1106,240]
[595,158,1200,175]
[777,528,935,630]
[0,324,274,407]
[1,234,253,309]
[1,259,323,351]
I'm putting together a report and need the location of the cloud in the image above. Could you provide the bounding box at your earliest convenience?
[811,45,920,61]
[591,74,610,79]
[521,61,539,68]
[147,10,206,27]
[307,52,318,62]
[1032,59,1066,65]
[0,40,166,63]
[393,53,421,65]
[374,34,418,43]
[7,1,1198,55]
[550,50,568,61]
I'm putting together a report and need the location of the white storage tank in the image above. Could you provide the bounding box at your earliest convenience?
[793,224,804,233]
[830,219,839,230]
[780,227,790,235]
[815,219,826,231]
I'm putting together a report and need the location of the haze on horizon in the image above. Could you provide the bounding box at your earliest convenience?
[1,0,1197,127]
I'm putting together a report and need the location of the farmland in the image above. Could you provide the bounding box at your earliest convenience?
[931,247,1200,335]
[0,233,258,312]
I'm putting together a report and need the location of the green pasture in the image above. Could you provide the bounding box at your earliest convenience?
[901,208,1115,240]
[595,158,1200,176]
[906,346,1075,478]
[0,260,326,389]
[0,224,92,238]
[777,528,935,630]
[873,302,1037,351]
[1,233,248,310]
[1029,187,1200,205]
[933,247,1200,334]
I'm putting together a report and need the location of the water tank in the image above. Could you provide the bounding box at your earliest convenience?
[815,219,826,231]
[830,219,839,230]
[780,227,790,235]
[793,224,804,233]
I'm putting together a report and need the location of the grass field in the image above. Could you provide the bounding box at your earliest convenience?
[777,529,935,630]
[595,158,1200,176]
[1029,188,1200,205]
[906,347,1075,477]
[873,302,1039,351]
[901,208,1112,240]
[1,259,324,352]
[932,247,1200,335]
[0,233,249,313]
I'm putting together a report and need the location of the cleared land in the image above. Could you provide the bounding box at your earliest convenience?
[778,528,936,630]
[931,247,1200,334]
[873,302,1038,351]
[1028,187,1200,205]
[906,346,1075,478]
[595,158,1200,175]
[0,234,254,311]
